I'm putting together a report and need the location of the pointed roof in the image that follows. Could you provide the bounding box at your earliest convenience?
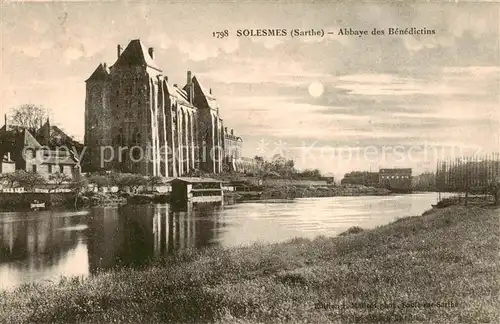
[40,117,50,130]
[183,75,215,100]
[188,76,218,110]
[193,76,215,100]
[85,63,109,82]
[112,39,162,72]
[163,80,192,106]
[23,129,42,149]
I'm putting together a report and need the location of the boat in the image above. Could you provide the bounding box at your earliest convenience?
[30,201,45,211]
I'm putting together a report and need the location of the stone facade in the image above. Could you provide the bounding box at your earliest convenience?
[85,39,232,176]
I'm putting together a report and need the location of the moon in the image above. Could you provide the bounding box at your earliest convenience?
[308,82,324,98]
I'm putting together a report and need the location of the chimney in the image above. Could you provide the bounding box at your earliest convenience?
[4,114,6,128]
[231,129,234,136]
[209,88,212,95]
[187,71,194,104]
[103,62,107,70]
[173,84,178,87]
[117,44,122,58]
[148,47,154,59]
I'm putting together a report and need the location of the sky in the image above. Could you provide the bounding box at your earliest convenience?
[1,1,499,179]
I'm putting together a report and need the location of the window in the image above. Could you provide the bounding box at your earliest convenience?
[59,165,64,173]
[32,165,37,173]
[48,164,52,173]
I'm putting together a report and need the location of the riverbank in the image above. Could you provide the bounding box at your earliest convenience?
[1,204,498,323]
[0,192,76,211]
[237,184,391,201]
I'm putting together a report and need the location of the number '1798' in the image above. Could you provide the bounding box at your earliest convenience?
[213,30,229,39]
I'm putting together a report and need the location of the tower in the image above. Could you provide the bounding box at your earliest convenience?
[84,63,111,171]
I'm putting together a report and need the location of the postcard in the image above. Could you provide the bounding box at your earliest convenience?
[0,1,499,323]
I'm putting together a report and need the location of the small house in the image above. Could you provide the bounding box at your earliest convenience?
[170,177,223,204]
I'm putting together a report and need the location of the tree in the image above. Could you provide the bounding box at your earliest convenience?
[49,171,71,190]
[69,178,89,208]
[297,168,322,180]
[9,104,48,134]
[148,175,163,192]
[108,172,126,190]
[111,173,147,193]
[128,175,147,193]
[489,180,500,205]
[254,156,264,163]
[0,172,18,188]
[87,174,110,191]
[1,170,47,191]
[185,169,206,177]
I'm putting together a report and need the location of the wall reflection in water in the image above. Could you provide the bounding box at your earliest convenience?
[87,203,224,274]
[0,211,89,290]
[0,203,225,290]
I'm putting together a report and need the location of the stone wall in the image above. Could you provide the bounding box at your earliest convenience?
[0,161,15,173]
[84,73,112,172]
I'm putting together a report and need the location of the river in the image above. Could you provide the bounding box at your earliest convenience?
[0,193,446,290]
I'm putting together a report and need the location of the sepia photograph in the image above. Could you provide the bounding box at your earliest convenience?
[0,1,499,323]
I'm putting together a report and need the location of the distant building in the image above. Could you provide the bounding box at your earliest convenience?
[379,168,412,192]
[323,172,335,184]
[0,118,81,181]
[223,127,243,172]
[341,171,379,187]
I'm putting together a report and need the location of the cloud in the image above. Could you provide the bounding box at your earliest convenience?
[199,57,328,85]
[442,66,500,76]
[176,37,240,61]
[333,73,488,96]
[147,33,171,50]
[10,41,53,58]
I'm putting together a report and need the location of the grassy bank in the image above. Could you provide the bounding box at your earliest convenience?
[1,205,499,323]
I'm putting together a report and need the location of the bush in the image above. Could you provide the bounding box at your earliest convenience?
[339,226,364,236]
[127,194,154,205]
[152,194,170,203]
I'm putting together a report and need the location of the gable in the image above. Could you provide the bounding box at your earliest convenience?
[112,39,162,72]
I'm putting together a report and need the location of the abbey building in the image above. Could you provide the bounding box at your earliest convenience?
[84,39,246,176]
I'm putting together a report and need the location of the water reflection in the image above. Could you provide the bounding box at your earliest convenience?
[0,193,447,290]
[86,203,223,273]
[0,211,89,290]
